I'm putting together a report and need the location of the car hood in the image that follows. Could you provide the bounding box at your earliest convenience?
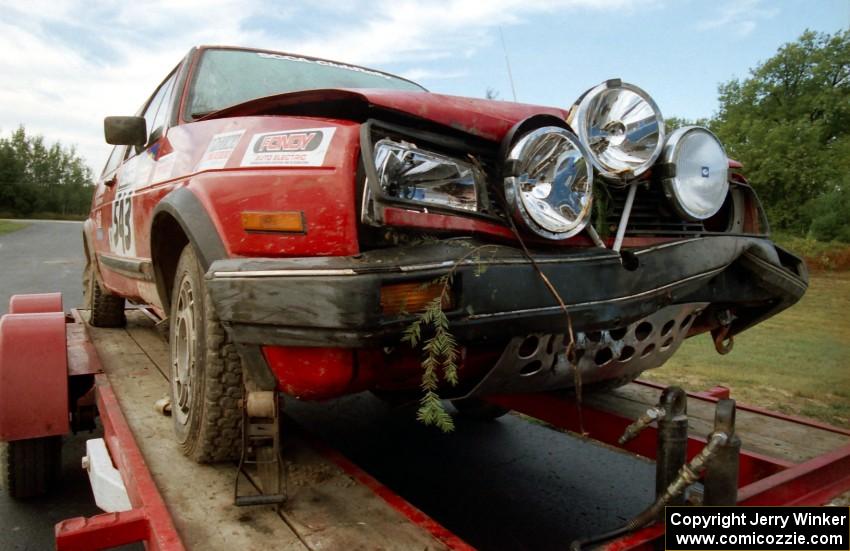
[200,88,570,143]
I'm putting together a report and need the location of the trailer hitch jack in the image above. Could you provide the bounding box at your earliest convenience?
[655,387,689,506]
[574,390,737,550]
[234,390,287,507]
[618,387,689,505]
[703,398,741,505]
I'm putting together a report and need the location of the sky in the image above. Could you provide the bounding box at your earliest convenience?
[0,0,847,174]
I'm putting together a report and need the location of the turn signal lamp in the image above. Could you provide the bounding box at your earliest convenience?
[241,211,305,233]
[381,281,453,315]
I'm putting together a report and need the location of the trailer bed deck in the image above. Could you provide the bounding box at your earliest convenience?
[87,310,455,550]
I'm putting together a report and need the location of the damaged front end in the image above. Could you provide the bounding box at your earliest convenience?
[208,77,807,398]
[207,234,807,397]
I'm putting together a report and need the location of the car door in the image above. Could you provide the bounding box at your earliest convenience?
[98,70,178,298]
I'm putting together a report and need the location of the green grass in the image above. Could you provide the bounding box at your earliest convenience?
[643,273,850,426]
[0,220,28,235]
[0,212,86,221]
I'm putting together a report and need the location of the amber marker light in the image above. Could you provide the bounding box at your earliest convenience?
[381,280,454,316]
[241,211,305,233]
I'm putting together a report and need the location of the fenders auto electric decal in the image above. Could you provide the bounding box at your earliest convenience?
[241,127,337,167]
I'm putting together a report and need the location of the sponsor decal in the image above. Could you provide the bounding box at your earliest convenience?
[152,152,176,183]
[241,127,336,167]
[197,129,245,171]
[118,154,154,190]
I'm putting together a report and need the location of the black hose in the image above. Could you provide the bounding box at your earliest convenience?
[570,498,666,550]
[570,433,727,550]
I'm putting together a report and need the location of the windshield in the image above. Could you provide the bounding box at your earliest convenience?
[187,49,425,118]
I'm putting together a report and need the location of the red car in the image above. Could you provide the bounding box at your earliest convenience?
[84,46,807,462]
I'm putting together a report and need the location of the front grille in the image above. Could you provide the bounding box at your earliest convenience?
[604,183,705,236]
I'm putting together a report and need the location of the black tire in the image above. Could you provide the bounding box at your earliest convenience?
[83,255,126,328]
[451,397,510,421]
[169,245,242,463]
[0,437,62,499]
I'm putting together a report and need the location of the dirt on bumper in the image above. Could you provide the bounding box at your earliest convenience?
[205,236,808,348]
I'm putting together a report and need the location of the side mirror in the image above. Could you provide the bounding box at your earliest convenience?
[104,116,146,146]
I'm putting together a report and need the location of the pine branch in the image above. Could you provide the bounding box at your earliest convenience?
[400,244,501,432]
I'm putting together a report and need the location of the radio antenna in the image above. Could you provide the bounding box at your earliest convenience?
[499,26,518,102]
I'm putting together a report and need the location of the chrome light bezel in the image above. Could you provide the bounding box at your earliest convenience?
[571,79,665,182]
[660,126,729,221]
[359,120,504,226]
[504,126,594,240]
[372,138,481,213]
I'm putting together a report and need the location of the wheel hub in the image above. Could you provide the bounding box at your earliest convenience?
[171,278,195,427]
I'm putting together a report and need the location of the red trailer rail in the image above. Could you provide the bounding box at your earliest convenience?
[488,387,850,550]
[1,293,849,550]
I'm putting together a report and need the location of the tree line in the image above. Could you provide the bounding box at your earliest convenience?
[0,126,94,218]
[668,29,850,242]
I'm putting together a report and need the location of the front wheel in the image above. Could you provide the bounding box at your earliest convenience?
[169,245,242,463]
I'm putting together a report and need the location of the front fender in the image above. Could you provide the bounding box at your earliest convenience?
[152,187,228,271]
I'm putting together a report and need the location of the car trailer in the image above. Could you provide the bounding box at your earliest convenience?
[1,293,849,550]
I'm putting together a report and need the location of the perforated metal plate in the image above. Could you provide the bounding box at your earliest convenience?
[465,303,708,397]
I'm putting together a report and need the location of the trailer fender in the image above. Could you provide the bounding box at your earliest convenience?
[0,297,69,441]
[8,292,63,315]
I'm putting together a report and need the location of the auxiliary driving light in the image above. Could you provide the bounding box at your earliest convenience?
[504,126,593,240]
[570,79,665,181]
[660,126,729,221]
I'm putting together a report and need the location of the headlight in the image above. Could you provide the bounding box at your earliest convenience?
[504,126,593,239]
[660,126,729,221]
[570,79,665,181]
[373,139,480,212]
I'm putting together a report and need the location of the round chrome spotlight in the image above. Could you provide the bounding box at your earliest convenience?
[660,126,729,221]
[571,79,665,181]
[504,126,593,239]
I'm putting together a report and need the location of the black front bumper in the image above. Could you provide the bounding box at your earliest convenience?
[206,236,808,348]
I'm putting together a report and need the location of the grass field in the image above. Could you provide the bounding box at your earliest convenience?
[0,220,28,235]
[774,233,850,271]
[643,272,850,426]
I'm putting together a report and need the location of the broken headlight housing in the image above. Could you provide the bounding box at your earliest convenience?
[372,139,481,212]
[660,126,729,221]
[570,79,665,182]
[504,126,594,239]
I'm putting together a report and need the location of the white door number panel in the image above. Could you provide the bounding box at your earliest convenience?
[109,189,135,257]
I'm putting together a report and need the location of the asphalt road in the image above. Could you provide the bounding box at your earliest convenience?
[0,220,102,551]
[0,220,654,550]
[0,220,85,314]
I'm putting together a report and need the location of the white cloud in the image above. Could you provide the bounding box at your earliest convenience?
[697,0,777,37]
[0,0,646,172]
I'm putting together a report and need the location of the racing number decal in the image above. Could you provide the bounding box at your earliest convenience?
[109,189,133,255]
